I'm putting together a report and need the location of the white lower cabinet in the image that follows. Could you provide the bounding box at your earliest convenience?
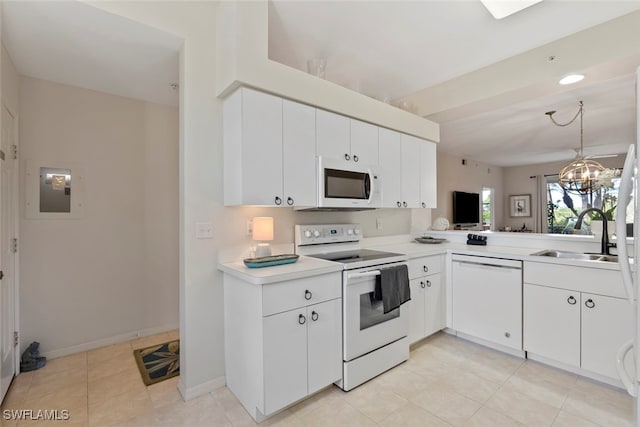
[523,284,580,366]
[581,292,633,379]
[408,255,444,344]
[263,298,341,414]
[223,272,342,422]
[523,278,633,381]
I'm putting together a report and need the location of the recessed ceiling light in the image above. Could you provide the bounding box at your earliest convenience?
[559,74,585,85]
[480,0,544,19]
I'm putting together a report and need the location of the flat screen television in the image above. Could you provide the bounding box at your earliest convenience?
[452,191,480,225]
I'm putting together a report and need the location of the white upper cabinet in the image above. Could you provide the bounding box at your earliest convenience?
[223,88,316,207]
[420,141,437,209]
[316,109,350,162]
[316,110,378,165]
[401,134,422,208]
[378,127,402,208]
[283,100,317,207]
[350,119,378,165]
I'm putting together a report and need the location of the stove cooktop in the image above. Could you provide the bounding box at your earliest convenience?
[307,249,406,269]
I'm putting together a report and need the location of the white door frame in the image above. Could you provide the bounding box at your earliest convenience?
[1,101,20,380]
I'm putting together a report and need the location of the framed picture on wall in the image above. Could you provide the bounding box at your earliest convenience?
[509,194,531,217]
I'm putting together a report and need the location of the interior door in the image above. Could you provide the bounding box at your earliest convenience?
[0,105,17,402]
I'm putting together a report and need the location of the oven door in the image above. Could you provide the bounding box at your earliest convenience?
[343,264,409,362]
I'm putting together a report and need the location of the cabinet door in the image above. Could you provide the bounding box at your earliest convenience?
[283,100,317,207]
[408,278,425,345]
[378,128,402,208]
[316,109,350,162]
[350,119,378,166]
[424,273,444,337]
[263,308,308,415]
[419,141,437,209]
[581,293,633,379]
[307,299,342,394]
[400,134,421,208]
[452,260,522,349]
[523,284,580,366]
[241,88,283,205]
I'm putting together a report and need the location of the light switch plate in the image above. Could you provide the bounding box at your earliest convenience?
[196,222,213,239]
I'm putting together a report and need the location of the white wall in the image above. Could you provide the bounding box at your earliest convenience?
[503,156,625,231]
[433,151,504,230]
[2,45,19,114]
[18,77,178,356]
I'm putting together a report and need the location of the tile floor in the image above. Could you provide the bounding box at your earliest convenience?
[0,330,633,426]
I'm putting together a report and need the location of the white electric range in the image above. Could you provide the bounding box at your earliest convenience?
[295,224,410,391]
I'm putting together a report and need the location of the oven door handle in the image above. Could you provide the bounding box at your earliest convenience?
[347,270,381,280]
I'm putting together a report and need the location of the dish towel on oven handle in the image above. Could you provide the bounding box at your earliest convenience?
[374,264,410,314]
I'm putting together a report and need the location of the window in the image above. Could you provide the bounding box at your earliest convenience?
[546,172,620,234]
[482,187,493,230]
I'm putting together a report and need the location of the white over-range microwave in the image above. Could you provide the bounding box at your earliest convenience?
[315,156,381,209]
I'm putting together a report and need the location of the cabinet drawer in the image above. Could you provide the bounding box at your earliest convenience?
[263,273,341,316]
[408,255,441,279]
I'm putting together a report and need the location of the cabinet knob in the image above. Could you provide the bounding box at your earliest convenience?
[420,281,426,289]
[403,201,408,207]
[585,298,595,309]
[422,202,426,208]
[311,311,319,321]
[298,314,306,325]
[423,266,428,273]
[353,155,359,162]
[505,332,511,338]
[344,153,351,161]
[274,196,282,205]
[304,290,312,300]
[567,296,577,305]
[397,201,401,208]
[287,197,294,206]
[426,280,431,288]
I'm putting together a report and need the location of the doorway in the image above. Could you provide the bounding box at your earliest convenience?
[1,104,19,402]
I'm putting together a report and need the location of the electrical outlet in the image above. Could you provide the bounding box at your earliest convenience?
[376,218,383,230]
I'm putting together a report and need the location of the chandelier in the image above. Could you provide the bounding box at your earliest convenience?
[545,101,605,195]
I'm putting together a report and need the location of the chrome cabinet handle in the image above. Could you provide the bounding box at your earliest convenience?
[353,155,359,162]
[567,296,577,305]
[304,290,312,300]
[397,201,401,207]
[311,311,319,321]
[422,202,426,208]
[420,281,426,289]
[426,280,431,287]
[403,201,408,207]
[344,153,351,161]
[585,299,595,309]
[298,314,306,325]
[274,196,282,205]
[423,266,429,273]
[287,197,294,206]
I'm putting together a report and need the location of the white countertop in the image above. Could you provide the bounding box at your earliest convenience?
[218,236,623,285]
[218,255,343,285]
[369,241,621,271]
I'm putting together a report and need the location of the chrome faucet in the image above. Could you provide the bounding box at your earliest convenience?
[574,208,615,255]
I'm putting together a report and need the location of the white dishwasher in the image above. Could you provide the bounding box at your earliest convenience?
[452,254,523,350]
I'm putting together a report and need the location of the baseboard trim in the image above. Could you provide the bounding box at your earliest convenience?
[40,323,179,360]
[178,375,226,401]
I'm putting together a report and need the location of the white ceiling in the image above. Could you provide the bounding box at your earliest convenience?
[269,0,640,167]
[2,1,640,168]
[1,1,182,107]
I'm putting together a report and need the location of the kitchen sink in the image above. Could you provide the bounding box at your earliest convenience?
[531,250,618,263]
